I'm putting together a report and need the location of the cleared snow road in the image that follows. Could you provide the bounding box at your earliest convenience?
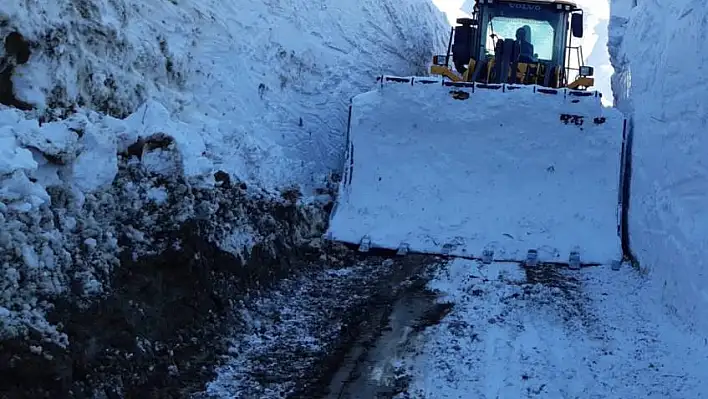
[332,260,708,398]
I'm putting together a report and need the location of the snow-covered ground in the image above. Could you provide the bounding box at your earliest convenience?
[609,0,708,333]
[395,260,708,398]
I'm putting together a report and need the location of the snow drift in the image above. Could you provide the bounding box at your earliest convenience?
[609,0,708,332]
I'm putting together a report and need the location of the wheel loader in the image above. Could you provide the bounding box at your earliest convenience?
[325,0,632,269]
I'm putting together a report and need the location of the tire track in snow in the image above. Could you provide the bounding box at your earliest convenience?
[386,260,708,398]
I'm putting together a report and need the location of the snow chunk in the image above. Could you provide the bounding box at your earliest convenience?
[125,101,213,177]
[70,118,119,192]
[146,187,169,204]
[0,171,50,212]
[0,125,37,174]
[16,120,79,163]
[219,225,257,261]
[21,245,40,269]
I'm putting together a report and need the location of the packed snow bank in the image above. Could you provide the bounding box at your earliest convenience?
[2,0,448,189]
[573,0,613,102]
[609,0,708,331]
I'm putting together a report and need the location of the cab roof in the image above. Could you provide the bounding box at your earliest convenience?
[477,0,580,10]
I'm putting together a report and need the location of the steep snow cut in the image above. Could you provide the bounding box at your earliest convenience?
[610,0,708,332]
[0,0,448,343]
[3,0,448,190]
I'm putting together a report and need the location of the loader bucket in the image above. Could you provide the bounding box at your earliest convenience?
[327,76,626,266]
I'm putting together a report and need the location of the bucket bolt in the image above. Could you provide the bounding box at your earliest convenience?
[441,243,454,255]
[525,249,539,268]
[358,235,371,253]
[568,250,581,270]
[397,243,410,256]
[481,248,494,264]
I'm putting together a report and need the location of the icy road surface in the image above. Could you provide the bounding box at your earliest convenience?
[327,78,625,265]
[385,261,708,398]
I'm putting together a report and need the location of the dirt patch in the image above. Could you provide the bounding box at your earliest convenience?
[310,258,441,399]
[198,253,442,398]
[324,262,447,399]
[0,219,328,398]
[524,263,582,296]
[1,221,236,398]
[328,261,608,399]
[522,263,602,329]
[5,32,31,64]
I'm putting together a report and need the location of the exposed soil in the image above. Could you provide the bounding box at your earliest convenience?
[0,218,327,398]
[192,252,444,398]
[308,258,442,399]
[0,149,331,399]
[0,155,442,399]
[324,265,449,399]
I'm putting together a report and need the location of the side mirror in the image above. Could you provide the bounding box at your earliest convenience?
[571,13,583,38]
[456,17,476,27]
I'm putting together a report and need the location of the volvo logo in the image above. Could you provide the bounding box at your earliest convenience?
[508,3,542,10]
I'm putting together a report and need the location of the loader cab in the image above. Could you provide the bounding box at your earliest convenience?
[477,1,575,64]
[433,0,592,89]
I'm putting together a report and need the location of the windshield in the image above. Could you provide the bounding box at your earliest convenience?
[486,17,555,60]
[476,3,567,64]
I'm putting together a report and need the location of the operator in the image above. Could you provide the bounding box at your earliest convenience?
[515,25,537,63]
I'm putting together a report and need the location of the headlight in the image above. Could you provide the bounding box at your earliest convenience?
[433,55,448,66]
[580,66,594,77]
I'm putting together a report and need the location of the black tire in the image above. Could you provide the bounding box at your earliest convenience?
[454,60,468,75]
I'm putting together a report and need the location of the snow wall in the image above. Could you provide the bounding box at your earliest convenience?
[2,0,448,191]
[0,0,447,342]
[609,0,708,332]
